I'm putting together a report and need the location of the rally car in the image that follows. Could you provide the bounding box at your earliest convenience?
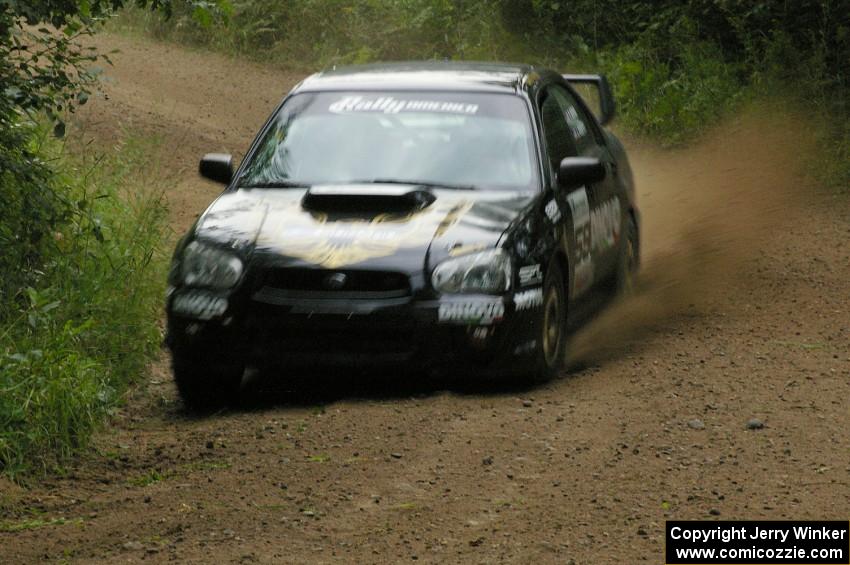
[165,62,639,408]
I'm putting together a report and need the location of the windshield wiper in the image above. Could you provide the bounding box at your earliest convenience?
[239,180,310,189]
[346,178,478,191]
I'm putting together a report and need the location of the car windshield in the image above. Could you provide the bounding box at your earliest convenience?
[238,91,538,191]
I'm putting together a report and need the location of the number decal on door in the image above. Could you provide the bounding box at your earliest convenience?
[566,187,594,297]
[590,197,621,251]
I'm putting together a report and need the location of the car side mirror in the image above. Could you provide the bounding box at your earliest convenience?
[558,157,605,191]
[199,153,234,185]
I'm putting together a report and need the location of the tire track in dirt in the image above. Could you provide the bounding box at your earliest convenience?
[2,32,849,564]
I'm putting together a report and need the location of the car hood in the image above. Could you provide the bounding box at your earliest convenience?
[194,185,534,272]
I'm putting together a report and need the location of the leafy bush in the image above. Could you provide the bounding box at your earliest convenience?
[0,116,59,302]
[601,38,741,144]
[0,0,192,477]
[0,0,179,304]
[0,132,168,476]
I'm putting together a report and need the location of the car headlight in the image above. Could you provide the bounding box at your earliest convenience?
[432,249,512,294]
[180,240,244,289]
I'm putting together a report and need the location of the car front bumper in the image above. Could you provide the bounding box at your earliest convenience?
[165,287,543,378]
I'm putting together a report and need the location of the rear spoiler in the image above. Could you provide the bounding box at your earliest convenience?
[563,74,616,126]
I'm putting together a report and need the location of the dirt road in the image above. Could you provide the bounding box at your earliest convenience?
[2,33,849,564]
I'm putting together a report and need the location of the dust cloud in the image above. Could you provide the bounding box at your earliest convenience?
[568,104,816,364]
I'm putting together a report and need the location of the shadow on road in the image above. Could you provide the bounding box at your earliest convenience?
[231,366,551,412]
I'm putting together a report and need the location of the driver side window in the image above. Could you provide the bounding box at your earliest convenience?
[539,84,596,177]
[540,87,577,175]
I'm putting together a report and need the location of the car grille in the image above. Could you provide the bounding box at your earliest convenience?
[248,268,417,363]
[255,268,411,300]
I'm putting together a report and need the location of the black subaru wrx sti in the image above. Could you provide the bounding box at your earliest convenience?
[165,62,639,408]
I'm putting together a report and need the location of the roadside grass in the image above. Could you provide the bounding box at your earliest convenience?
[0,516,84,533]
[0,129,169,479]
[127,468,173,487]
[125,460,232,487]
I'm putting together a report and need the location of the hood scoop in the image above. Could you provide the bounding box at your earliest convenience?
[302,185,436,213]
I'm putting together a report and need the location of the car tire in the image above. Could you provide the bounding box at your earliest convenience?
[615,216,639,295]
[532,260,567,383]
[172,351,244,411]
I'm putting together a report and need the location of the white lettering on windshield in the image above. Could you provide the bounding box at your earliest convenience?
[328,95,479,115]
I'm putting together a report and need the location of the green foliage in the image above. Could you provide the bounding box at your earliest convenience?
[0,0,175,133]
[0,132,168,476]
[0,516,82,533]
[0,119,58,301]
[600,36,741,144]
[0,0,231,477]
[0,0,177,302]
[0,0,218,478]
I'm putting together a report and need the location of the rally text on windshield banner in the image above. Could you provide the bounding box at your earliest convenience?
[666,521,849,564]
